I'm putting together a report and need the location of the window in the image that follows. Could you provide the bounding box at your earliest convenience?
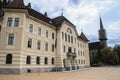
[83,52,84,56]
[52,44,54,52]
[75,38,76,44]
[68,47,72,53]
[8,34,14,45]
[71,36,73,43]
[74,48,76,53]
[37,40,41,49]
[29,24,33,33]
[83,44,84,48]
[75,60,77,64]
[7,18,12,27]
[63,59,66,67]
[45,42,48,51]
[38,27,41,35]
[14,18,20,27]
[84,60,85,64]
[44,57,48,65]
[6,54,12,64]
[80,43,83,48]
[78,43,79,47]
[36,56,40,64]
[81,51,82,56]
[26,56,31,64]
[51,58,54,65]
[81,60,83,64]
[52,33,54,39]
[65,33,67,41]
[62,32,64,40]
[78,50,80,55]
[0,25,1,31]
[45,30,48,37]
[79,60,80,64]
[67,28,72,34]
[92,52,94,56]
[64,46,65,52]
[68,35,70,42]
[28,38,32,48]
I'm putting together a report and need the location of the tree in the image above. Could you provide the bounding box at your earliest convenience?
[111,51,119,65]
[0,0,2,6]
[101,46,119,65]
[101,47,112,65]
[113,44,120,64]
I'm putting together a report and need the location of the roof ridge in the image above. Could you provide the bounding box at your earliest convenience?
[79,32,89,41]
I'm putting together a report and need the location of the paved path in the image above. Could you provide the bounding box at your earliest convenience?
[0,67,120,80]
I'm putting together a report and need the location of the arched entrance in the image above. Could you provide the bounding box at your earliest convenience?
[63,59,66,68]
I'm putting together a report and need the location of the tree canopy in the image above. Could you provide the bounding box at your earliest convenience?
[101,46,119,65]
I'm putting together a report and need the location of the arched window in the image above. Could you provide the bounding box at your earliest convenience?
[26,56,31,64]
[63,59,66,68]
[51,58,54,65]
[44,57,48,65]
[6,54,12,64]
[67,28,72,34]
[36,56,40,64]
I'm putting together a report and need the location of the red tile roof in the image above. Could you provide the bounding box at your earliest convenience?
[5,0,25,9]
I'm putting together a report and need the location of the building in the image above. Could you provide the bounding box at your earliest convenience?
[0,0,90,74]
[89,16,108,65]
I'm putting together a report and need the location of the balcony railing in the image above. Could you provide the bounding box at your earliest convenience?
[67,52,77,57]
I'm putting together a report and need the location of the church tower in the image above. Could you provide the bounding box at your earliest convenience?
[99,16,107,47]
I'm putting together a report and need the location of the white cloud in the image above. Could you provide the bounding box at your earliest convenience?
[106,21,120,46]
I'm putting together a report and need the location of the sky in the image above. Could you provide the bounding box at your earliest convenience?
[24,0,120,47]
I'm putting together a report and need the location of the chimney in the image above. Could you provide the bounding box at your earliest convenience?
[27,3,31,8]
[44,12,47,17]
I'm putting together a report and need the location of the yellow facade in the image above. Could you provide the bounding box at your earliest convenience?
[0,1,90,74]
